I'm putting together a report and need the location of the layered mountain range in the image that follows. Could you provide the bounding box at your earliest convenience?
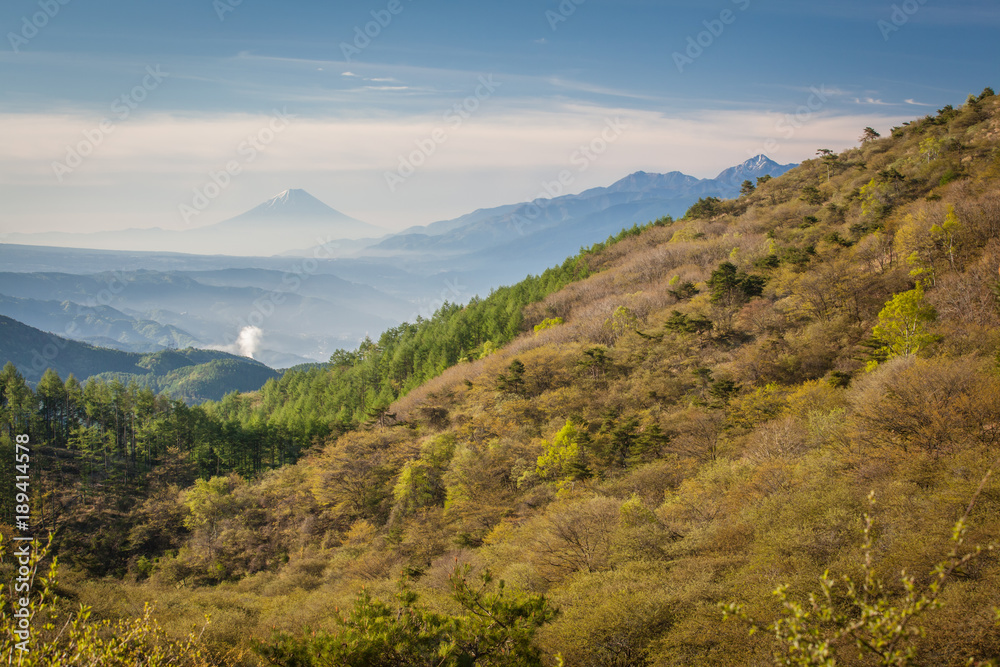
[0,155,795,368]
[5,156,794,260]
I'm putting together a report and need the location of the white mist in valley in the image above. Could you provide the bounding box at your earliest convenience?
[236,326,263,359]
[208,325,264,359]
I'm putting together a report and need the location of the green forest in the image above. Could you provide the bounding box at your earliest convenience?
[3,88,1000,665]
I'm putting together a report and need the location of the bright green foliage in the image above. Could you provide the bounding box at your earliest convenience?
[0,535,213,665]
[393,436,454,514]
[393,460,440,513]
[919,136,944,163]
[182,475,243,531]
[534,318,564,333]
[872,284,938,360]
[536,420,589,482]
[255,566,556,666]
[722,494,994,666]
[930,205,960,270]
[607,306,640,342]
[860,178,893,220]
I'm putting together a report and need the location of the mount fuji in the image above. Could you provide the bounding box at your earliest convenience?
[180,189,385,256]
[2,189,383,257]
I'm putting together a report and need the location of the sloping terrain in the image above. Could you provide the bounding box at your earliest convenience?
[6,89,1000,666]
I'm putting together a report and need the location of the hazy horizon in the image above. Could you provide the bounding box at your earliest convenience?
[2,0,998,235]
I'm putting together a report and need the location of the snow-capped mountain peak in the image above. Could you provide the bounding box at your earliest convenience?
[251,189,335,217]
[714,155,796,185]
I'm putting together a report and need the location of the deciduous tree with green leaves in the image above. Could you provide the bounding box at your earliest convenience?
[871,284,938,362]
[536,420,590,483]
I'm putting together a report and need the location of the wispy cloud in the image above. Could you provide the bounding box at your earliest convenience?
[546,77,670,103]
[0,104,913,234]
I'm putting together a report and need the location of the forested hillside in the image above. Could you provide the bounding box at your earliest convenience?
[3,88,1000,665]
[0,224,645,577]
[0,315,279,402]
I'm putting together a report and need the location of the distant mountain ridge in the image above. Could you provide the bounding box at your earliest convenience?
[713,153,793,187]
[0,269,410,366]
[0,293,199,353]
[3,156,795,259]
[0,155,798,366]
[353,156,797,274]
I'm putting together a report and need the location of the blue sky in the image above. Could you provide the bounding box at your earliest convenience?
[1,0,997,235]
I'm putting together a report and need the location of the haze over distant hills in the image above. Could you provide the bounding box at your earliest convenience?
[3,189,385,257]
[191,189,385,255]
[0,268,411,368]
[5,157,794,260]
[336,155,797,280]
[0,155,795,366]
